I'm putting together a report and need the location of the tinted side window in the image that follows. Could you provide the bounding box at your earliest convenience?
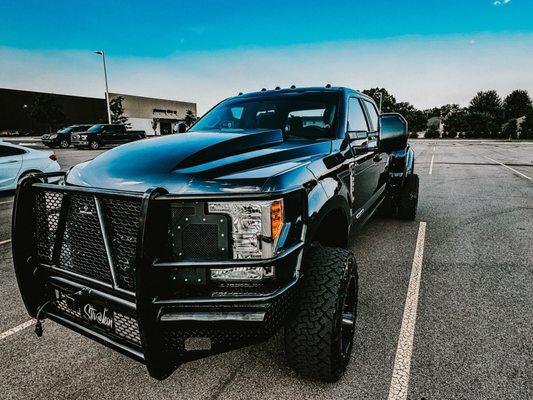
[363,100,379,131]
[347,98,369,132]
[0,145,25,157]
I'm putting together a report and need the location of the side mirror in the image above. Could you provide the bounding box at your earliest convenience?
[177,123,187,133]
[378,113,408,153]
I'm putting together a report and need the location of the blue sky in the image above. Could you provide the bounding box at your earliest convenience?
[1,0,532,111]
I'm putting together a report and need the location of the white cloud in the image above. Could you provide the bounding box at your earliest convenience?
[1,33,532,113]
[494,0,511,6]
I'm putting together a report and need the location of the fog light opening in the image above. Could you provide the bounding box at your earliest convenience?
[210,266,275,282]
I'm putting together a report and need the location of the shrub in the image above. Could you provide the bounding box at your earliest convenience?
[500,119,517,139]
[520,112,533,139]
[424,126,440,138]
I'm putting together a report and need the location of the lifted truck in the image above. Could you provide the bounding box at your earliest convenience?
[12,86,418,382]
[71,124,146,150]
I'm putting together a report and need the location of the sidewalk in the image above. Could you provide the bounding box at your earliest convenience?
[0,136,41,142]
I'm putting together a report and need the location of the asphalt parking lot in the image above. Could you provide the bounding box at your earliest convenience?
[0,139,532,399]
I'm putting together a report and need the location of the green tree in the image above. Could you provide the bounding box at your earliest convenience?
[500,119,518,139]
[520,111,533,140]
[110,96,129,126]
[362,88,396,112]
[443,108,468,138]
[469,90,504,123]
[464,112,499,138]
[29,94,65,133]
[404,108,427,134]
[503,90,533,120]
[183,109,198,127]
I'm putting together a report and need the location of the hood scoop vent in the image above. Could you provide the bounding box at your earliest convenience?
[174,129,284,170]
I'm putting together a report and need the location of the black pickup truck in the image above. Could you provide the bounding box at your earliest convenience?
[41,125,93,148]
[71,124,146,150]
[12,86,418,382]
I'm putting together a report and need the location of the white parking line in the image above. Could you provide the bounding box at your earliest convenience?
[388,221,427,400]
[17,142,39,147]
[429,155,434,175]
[0,200,14,205]
[0,239,11,245]
[463,146,532,181]
[482,155,531,181]
[0,320,35,340]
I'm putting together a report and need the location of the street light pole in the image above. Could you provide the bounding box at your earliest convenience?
[95,50,112,124]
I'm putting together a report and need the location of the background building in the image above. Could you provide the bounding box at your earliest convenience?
[109,93,196,135]
[0,88,196,136]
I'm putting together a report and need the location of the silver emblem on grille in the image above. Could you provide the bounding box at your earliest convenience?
[83,304,113,329]
[79,205,93,215]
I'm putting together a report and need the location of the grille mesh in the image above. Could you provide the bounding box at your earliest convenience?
[101,198,142,291]
[114,313,142,345]
[34,189,141,291]
[59,194,113,284]
[35,191,63,263]
[182,224,219,260]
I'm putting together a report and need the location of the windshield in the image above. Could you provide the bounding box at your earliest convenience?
[57,127,73,134]
[190,92,339,140]
[88,125,104,132]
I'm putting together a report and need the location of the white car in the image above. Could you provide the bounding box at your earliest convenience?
[0,140,61,191]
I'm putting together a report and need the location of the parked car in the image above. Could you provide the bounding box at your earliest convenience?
[41,125,93,148]
[12,86,418,382]
[71,124,146,150]
[0,140,60,191]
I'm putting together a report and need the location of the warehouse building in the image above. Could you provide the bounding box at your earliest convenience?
[0,88,196,136]
[108,92,196,135]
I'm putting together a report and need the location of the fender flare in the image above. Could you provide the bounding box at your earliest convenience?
[306,194,351,246]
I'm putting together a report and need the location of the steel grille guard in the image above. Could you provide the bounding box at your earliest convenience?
[12,171,305,380]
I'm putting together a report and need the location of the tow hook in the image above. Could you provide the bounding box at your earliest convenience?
[34,300,53,337]
[34,288,90,337]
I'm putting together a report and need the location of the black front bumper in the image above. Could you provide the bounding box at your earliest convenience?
[41,137,60,146]
[12,172,304,380]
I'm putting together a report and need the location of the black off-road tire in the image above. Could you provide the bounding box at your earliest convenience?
[397,173,419,220]
[377,195,395,217]
[284,246,358,382]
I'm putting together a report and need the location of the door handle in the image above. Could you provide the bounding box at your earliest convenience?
[373,155,382,162]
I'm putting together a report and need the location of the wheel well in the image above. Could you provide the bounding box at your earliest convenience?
[311,208,349,249]
[18,169,42,181]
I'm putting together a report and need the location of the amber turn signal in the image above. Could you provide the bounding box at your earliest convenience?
[271,200,284,240]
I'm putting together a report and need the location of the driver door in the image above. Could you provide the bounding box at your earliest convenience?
[346,97,377,218]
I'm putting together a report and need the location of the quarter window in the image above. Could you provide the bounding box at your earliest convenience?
[347,98,369,132]
[0,145,25,157]
[363,100,379,131]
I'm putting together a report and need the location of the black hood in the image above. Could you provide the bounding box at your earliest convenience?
[67,129,331,193]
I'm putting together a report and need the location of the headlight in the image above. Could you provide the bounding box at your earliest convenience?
[49,134,57,139]
[208,199,284,259]
[80,134,88,140]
